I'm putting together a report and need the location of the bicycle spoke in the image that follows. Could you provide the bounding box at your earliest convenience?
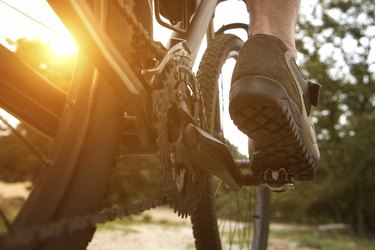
[235,193,245,249]
[0,114,51,166]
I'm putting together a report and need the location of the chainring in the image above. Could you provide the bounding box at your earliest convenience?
[153,53,208,217]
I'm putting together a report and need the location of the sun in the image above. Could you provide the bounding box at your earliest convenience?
[50,37,77,58]
[0,0,78,57]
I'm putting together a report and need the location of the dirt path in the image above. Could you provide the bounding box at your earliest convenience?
[88,207,314,250]
[89,223,195,250]
[88,207,194,250]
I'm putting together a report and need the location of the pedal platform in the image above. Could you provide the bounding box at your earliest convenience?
[262,168,295,192]
[239,165,295,192]
[176,122,295,192]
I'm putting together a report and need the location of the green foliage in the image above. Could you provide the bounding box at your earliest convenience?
[104,155,163,205]
[271,227,375,250]
[0,123,50,183]
[272,0,375,236]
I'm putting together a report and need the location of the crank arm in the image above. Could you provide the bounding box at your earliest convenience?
[183,124,242,191]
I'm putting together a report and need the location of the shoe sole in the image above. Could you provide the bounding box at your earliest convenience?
[229,75,318,181]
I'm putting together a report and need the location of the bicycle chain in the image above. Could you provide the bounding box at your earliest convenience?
[0,196,167,247]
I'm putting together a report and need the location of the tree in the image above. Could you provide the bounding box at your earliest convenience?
[272,0,375,236]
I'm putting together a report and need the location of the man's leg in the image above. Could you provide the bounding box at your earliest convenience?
[247,0,300,59]
[229,0,320,189]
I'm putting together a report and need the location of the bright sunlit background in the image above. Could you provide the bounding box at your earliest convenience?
[0,0,76,55]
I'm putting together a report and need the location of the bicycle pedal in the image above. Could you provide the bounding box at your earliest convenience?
[263,168,295,192]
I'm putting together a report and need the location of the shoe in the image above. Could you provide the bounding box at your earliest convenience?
[229,34,320,182]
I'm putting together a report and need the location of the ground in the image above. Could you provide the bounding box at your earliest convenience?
[87,207,333,250]
[0,184,373,249]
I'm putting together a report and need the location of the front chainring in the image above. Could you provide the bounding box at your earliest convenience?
[153,53,208,217]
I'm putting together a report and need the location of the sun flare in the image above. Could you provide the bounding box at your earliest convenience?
[50,38,77,58]
[0,0,77,57]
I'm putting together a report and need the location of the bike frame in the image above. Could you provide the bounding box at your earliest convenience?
[1,0,263,190]
[0,0,219,144]
[0,3,273,248]
[50,0,221,143]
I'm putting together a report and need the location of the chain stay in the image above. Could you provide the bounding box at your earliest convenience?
[0,196,167,247]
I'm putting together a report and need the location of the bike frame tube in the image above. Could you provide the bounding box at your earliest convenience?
[167,0,219,62]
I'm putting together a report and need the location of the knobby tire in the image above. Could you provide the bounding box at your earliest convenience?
[191,33,271,250]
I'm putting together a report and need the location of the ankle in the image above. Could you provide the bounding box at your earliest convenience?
[247,0,300,59]
[251,27,297,59]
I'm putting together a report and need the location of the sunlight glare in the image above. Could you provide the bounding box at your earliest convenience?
[0,0,77,56]
[50,37,77,57]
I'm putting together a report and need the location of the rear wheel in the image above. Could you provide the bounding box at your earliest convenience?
[192,33,271,250]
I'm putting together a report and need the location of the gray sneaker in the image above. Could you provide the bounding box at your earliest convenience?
[229,34,320,182]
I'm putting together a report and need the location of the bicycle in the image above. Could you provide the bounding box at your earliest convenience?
[0,0,281,249]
